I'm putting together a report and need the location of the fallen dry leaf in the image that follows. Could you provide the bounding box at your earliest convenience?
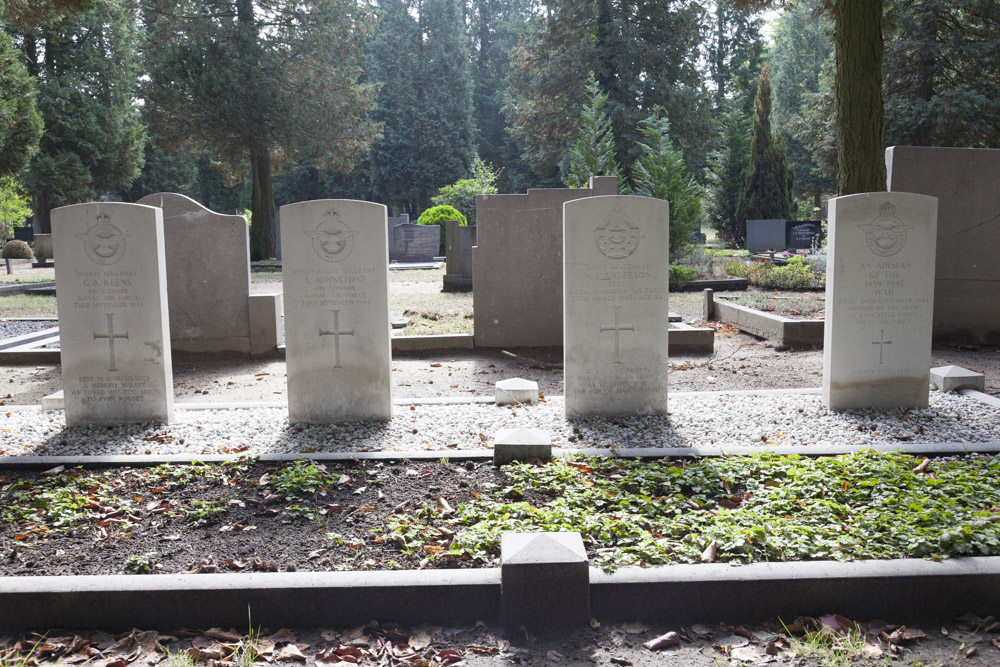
[700,540,718,563]
[642,631,680,650]
[274,644,308,662]
[618,622,649,635]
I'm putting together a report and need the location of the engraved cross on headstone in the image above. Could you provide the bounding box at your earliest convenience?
[319,309,354,369]
[872,329,892,364]
[600,305,634,364]
[93,312,128,372]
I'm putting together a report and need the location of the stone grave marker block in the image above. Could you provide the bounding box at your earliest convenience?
[823,192,938,410]
[281,200,392,422]
[495,377,538,405]
[501,532,589,629]
[930,365,986,393]
[563,195,669,418]
[493,427,551,465]
[51,202,173,425]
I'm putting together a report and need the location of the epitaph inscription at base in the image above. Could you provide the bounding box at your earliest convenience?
[563,196,670,418]
[52,203,174,425]
[281,200,392,423]
[822,192,938,410]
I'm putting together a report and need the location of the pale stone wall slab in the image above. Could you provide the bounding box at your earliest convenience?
[886,146,1000,344]
[472,176,618,348]
[280,200,391,423]
[563,195,669,418]
[136,193,252,355]
[51,203,173,425]
[822,192,937,410]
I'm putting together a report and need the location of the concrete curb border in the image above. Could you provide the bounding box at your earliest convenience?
[2,557,999,633]
[0,570,501,632]
[713,296,824,347]
[2,440,997,470]
[590,557,1000,624]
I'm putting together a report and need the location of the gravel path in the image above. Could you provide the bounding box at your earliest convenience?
[1,391,997,457]
[0,319,58,339]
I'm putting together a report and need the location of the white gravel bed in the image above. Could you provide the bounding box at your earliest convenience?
[1,391,997,458]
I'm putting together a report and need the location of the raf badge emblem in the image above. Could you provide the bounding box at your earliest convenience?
[305,210,359,262]
[595,204,641,260]
[858,202,913,257]
[77,212,128,266]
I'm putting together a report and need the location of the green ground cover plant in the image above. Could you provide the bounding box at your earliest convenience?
[420,451,1000,569]
[725,256,824,290]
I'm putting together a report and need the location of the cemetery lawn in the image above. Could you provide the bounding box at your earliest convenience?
[0,293,57,318]
[3,451,999,577]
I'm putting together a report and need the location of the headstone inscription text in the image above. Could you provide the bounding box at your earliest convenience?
[563,196,670,418]
[51,202,173,425]
[822,193,938,410]
[281,200,392,423]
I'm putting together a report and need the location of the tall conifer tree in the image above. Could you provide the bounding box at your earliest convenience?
[17,0,145,233]
[736,65,795,245]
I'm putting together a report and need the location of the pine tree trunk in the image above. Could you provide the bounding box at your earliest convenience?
[834,0,886,195]
[913,10,937,145]
[36,189,52,235]
[249,147,276,261]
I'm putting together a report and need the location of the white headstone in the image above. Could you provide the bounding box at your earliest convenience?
[51,202,173,425]
[822,192,938,410]
[280,199,392,422]
[563,195,669,418]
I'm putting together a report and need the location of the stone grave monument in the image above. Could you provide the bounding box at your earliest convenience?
[280,199,392,422]
[136,193,280,357]
[51,202,173,425]
[563,195,670,418]
[822,192,938,410]
[886,146,1000,344]
[473,176,618,347]
[443,219,475,292]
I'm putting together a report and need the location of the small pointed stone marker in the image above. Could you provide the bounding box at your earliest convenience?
[493,428,551,465]
[495,377,539,405]
[501,532,590,629]
[930,365,986,393]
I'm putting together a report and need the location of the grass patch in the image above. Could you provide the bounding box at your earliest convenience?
[0,275,51,284]
[0,294,57,318]
[731,292,825,318]
[429,451,1000,569]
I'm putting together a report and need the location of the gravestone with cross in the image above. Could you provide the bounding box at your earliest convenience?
[51,202,174,425]
[822,192,938,409]
[563,195,670,418]
[280,199,392,422]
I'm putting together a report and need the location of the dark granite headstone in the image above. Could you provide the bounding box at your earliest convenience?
[786,220,823,250]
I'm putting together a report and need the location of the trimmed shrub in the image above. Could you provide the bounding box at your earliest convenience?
[669,263,699,291]
[416,205,467,251]
[2,239,33,259]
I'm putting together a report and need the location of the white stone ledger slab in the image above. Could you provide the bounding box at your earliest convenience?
[563,195,669,418]
[281,200,392,422]
[823,192,938,409]
[51,202,173,425]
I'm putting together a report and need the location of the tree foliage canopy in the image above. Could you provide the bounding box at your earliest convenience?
[143,0,382,258]
[0,29,41,180]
